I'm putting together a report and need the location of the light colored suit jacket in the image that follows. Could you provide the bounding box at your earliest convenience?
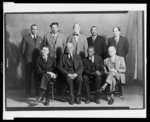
[42,32,67,58]
[104,55,126,84]
[67,34,88,58]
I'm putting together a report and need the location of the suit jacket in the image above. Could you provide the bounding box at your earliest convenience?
[83,55,104,76]
[87,35,107,60]
[34,55,56,75]
[104,55,126,84]
[42,32,67,58]
[57,53,83,76]
[107,36,129,59]
[21,34,42,63]
[67,34,88,58]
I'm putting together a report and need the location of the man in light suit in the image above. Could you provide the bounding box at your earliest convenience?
[67,23,88,59]
[107,26,129,60]
[87,26,107,60]
[21,24,42,98]
[99,46,126,105]
[42,22,67,62]
[57,42,83,105]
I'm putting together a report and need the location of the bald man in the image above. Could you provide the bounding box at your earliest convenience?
[99,46,126,105]
[57,42,83,105]
[66,23,88,59]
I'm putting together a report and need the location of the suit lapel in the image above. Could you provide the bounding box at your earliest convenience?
[65,55,72,66]
[48,33,56,46]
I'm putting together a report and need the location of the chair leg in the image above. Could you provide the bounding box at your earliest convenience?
[51,83,54,102]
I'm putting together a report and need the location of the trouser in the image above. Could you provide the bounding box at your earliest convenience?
[83,74,101,99]
[66,75,83,100]
[25,62,33,96]
[105,72,121,92]
[40,73,55,99]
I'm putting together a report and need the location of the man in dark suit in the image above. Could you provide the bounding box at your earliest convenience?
[21,24,42,98]
[107,26,129,60]
[57,42,83,105]
[87,26,107,60]
[83,46,104,104]
[34,46,57,106]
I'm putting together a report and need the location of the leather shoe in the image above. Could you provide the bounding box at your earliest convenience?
[108,98,114,105]
[45,99,50,106]
[69,99,75,105]
[76,97,81,104]
[85,99,90,104]
[95,98,100,104]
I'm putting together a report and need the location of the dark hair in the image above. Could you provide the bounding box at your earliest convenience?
[41,45,49,50]
[90,26,97,31]
[31,24,37,29]
[112,26,121,32]
[88,46,95,51]
[50,22,59,27]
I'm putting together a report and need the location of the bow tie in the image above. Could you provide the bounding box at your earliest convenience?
[73,34,79,36]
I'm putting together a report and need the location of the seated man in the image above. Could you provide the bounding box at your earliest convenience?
[57,42,83,105]
[34,46,57,106]
[99,46,126,105]
[83,46,104,104]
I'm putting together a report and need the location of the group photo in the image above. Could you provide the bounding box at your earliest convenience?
[4,4,146,114]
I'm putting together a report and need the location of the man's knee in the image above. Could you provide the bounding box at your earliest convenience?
[76,75,83,83]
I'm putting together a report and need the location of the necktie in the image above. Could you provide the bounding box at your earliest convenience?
[33,35,36,41]
[115,37,118,44]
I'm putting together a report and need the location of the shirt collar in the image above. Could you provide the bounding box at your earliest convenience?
[31,33,36,38]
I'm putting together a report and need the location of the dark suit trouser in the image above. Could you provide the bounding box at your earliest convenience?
[66,75,83,100]
[83,74,101,99]
[25,62,33,96]
[34,73,41,97]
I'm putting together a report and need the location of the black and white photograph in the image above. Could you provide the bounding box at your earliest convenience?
[3,3,147,119]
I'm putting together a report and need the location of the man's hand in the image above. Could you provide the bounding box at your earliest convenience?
[72,73,78,79]
[47,72,56,79]
[95,70,101,76]
[68,74,74,79]
[109,68,117,73]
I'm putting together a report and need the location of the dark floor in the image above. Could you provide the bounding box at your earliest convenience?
[5,84,144,109]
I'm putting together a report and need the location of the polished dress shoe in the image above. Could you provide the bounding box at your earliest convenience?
[76,97,81,104]
[45,98,50,106]
[95,98,100,104]
[108,98,114,105]
[85,99,90,104]
[69,99,75,105]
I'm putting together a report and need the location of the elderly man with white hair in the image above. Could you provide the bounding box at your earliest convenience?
[99,46,126,105]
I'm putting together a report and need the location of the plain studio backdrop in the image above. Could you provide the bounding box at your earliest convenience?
[5,11,144,91]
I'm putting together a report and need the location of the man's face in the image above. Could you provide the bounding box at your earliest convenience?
[51,24,59,34]
[88,48,95,57]
[41,47,49,57]
[108,47,116,57]
[66,43,74,54]
[73,24,80,34]
[91,27,97,36]
[113,27,120,37]
[31,26,38,35]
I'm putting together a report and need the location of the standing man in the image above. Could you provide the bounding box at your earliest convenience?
[87,26,107,60]
[67,23,88,59]
[42,22,66,62]
[83,46,104,104]
[21,24,42,98]
[57,42,83,105]
[108,26,129,60]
